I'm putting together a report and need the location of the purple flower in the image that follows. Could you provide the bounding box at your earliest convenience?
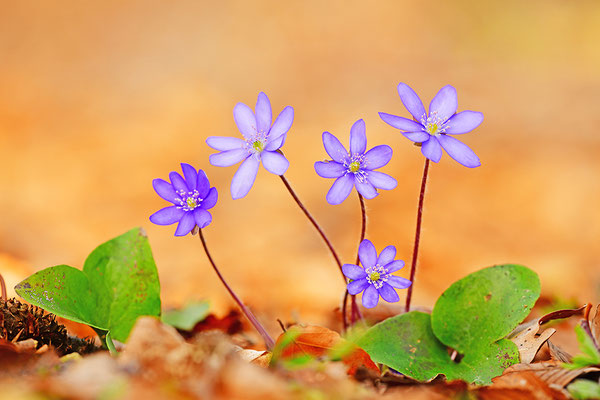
[314,119,397,205]
[342,239,411,308]
[207,92,294,199]
[150,163,218,236]
[379,83,483,168]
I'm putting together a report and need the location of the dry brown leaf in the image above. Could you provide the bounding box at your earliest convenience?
[504,361,600,388]
[276,325,379,376]
[478,370,569,400]
[235,347,272,368]
[590,304,600,345]
[508,319,556,364]
[547,339,572,363]
[508,305,588,364]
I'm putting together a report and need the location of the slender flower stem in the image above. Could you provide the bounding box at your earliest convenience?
[279,175,345,282]
[279,174,348,330]
[346,193,366,325]
[405,158,430,312]
[0,272,6,300]
[198,230,275,350]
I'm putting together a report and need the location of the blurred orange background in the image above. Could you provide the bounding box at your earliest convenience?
[1,1,599,328]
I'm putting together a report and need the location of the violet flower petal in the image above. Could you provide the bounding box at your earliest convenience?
[325,173,354,205]
[387,276,412,289]
[206,136,245,151]
[366,170,397,190]
[348,278,369,295]
[150,206,185,225]
[193,208,212,229]
[268,106,294,143]
[261,150,289,175]
[233,103,257,139]
[152,179,178,203]
[314,161,345,178]
[402,131,430,143]
[174,212,196,236]
[378,283,400,303]
[386,260,405,273]
[180,163,198,191]
[377,246,396,266]
[354,176,378,199]
[349,119,367,155]
[169,172,188,193]
[342,263,367,280]
[421,137,443,163]
[363,145,393,170]
[322,132,349,163]
[362,285,380,308]
[358,239,377,268]
[231,156,260,199]
[436,134,481,168]
[255,92,272,134]
[202,187,218,209]
[196,170,210,198]
[445,111,484,135]
[429,85,458,122]
[264,134,286,151]
[378,112,423,132]
[209,148,248,167]
[397,83,427,121]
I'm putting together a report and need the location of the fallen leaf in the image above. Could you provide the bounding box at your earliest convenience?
[547,340,572,363]
[504,361,600,388]
[589,304,600,346]
[478,370,570,400]
[188,310,243,337]
[275,325,379,376]
[508,319,556,364]
[234,347,272,368]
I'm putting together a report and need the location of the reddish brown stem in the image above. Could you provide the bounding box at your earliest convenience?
[346,193,366,326]
[279,175,349,330]
[405,158,430,312]
[198,230,275,349]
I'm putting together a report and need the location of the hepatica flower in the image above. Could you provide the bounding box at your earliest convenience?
[150,163,218,236]
[314,119,397,205]
[379,83,484,168]
[207,92,294,199]
[342,239,411,308]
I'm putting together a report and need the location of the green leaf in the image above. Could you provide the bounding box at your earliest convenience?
[568,379,600,399]
[564,325,600,369]
[431,264,540,354]
[161,301,210,330]
[15,228,161,343]
[358,265,540,384]
[357,312,519,384]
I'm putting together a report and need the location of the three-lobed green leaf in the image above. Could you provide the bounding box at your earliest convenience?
[358,264,541,384]
[15,227,161,343]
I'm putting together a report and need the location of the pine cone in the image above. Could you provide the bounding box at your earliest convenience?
[0,298,100,356]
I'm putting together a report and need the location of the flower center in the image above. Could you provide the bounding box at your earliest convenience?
[421,111,448,136]
[252,140,264,152]
[176,190,201,212]
[365,264,389,289]
[245,133,268,155]
[349,161,361,172]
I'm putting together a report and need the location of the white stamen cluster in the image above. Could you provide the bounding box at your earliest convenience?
[245,132,268,155]
[175,189,201,212]
[344,154,367,183]
[421,111,448,136]
[365,264,389,289]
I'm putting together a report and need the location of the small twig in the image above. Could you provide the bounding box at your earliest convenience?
[277,319,287,333]
[0,272,7,301]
